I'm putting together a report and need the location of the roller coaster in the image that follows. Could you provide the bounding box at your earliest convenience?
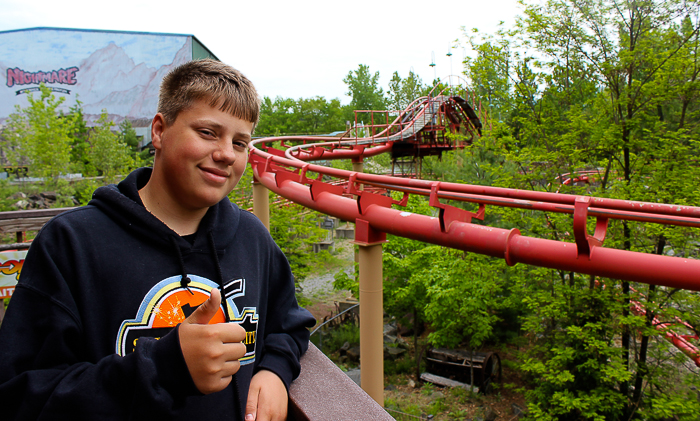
[250,88,700,289]
[248,87,700,376]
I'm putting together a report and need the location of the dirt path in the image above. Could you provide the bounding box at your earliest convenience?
[298,238,356,324]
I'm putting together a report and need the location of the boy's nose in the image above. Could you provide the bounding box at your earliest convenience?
[213,143,236,164]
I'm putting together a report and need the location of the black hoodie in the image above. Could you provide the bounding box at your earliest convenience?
[0,168,316,420]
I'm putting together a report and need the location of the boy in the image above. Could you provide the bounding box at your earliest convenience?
[0,59,315,420]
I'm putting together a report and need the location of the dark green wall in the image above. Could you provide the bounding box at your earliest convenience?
[192,37,218,60]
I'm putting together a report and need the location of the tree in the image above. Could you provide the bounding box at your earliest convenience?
[343,64,386,113]
[65,99,90,175]
[256,96,350,136]
[268,200,330,283]
[387,70,427,112]
[88,111,136,182]
[4,84,74,186]
[454,1,700,418]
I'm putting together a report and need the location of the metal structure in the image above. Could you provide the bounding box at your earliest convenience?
[248,89,700,404]
[250,93,700,291]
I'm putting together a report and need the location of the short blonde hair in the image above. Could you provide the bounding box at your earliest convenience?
[158,59,259,129]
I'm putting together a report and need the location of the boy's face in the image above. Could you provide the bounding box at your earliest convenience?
[151,99,254,211]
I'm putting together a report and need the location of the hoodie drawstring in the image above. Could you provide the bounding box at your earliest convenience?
[170,236,193,295]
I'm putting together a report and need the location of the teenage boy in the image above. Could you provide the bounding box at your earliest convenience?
[0,59,315,421]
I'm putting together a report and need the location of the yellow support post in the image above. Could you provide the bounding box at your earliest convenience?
[252,179,270,231]
[354,219,386,406]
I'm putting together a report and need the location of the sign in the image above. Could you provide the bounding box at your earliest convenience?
[0,250,27,298]
[3,166,29,179]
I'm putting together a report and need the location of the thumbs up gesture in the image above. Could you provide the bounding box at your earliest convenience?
[179,288,247,394]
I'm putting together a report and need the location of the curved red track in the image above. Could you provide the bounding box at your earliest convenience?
[249,94,700,292]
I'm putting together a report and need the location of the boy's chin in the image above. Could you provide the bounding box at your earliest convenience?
[188,192,232,210]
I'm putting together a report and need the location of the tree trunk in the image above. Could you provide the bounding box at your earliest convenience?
[631,236,665,413]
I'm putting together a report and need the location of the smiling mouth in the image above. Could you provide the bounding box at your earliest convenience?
[200,166,230,181]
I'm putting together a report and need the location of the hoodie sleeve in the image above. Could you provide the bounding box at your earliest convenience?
[0,226,199,419]
[254,241,316,390]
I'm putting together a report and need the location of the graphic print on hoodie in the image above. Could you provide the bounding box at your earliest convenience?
[116,274,259,364]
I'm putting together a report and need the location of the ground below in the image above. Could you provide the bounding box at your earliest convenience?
[298,238,528,420]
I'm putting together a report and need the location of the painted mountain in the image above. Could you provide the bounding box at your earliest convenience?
[0,29,192,125]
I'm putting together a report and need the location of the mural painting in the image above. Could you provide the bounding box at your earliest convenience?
[0,28,195,125]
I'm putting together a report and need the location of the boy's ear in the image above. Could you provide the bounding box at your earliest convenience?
[151,113,166,151]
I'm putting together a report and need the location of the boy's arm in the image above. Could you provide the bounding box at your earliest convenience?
[254,243,316,390]
[245,369,288,421]
[242,239,316,421]
[0,285,197,418]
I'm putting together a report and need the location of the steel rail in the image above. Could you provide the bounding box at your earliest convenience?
[249,144,700,224]
[250,162,700,291]
[360,181,700,228]
[248,94,700,291]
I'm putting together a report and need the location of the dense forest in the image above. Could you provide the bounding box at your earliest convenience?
[2,0,700,418]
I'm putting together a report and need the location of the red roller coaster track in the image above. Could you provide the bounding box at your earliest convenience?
[249,92,700,292]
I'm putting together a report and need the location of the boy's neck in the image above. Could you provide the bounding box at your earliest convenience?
[138,182,207,236]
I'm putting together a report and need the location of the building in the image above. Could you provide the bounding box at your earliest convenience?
[0,27,219,149]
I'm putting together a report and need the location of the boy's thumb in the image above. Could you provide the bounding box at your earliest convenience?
[184,288,222,325]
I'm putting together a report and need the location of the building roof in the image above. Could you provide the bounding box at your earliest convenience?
[0,27,217,60]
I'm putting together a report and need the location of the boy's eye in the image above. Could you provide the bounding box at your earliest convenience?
[233,141,248,151]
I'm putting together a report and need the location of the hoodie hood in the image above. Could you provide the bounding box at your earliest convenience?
[90,167,238,318]
[89,167,241,252]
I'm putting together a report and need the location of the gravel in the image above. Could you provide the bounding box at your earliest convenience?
[299,265,354,297]
[298,238,355,297]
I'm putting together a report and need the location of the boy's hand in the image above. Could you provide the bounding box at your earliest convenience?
[179,288,246,394]
[245,370,288,421]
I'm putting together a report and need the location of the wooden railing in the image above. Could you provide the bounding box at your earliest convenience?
[289,344,395,420]
[0,207,74,247]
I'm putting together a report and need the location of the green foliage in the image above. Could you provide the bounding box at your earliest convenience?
[343,64,386,111]
[453,1,700,418]
[519,278,630,420]
[118,119,142,164]
[387,70,427,111]
[72,179,102,206]
[87,111,137,182]
[333,262,359,298]
[311,322,359,362]
[268,200,331,282]
[384,353,416,376]
[65,99,90,174]
[4,84,75,187]
[256,96,350,136]
[381,194,518,350]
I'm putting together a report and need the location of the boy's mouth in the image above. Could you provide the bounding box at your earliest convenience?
[199,166,230,183]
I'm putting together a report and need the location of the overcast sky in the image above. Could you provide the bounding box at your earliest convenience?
[0,0,523,104]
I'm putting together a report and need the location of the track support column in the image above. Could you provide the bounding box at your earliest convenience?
[252,179,270,231]
[354,219,386,406]
[352,161,364,173]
